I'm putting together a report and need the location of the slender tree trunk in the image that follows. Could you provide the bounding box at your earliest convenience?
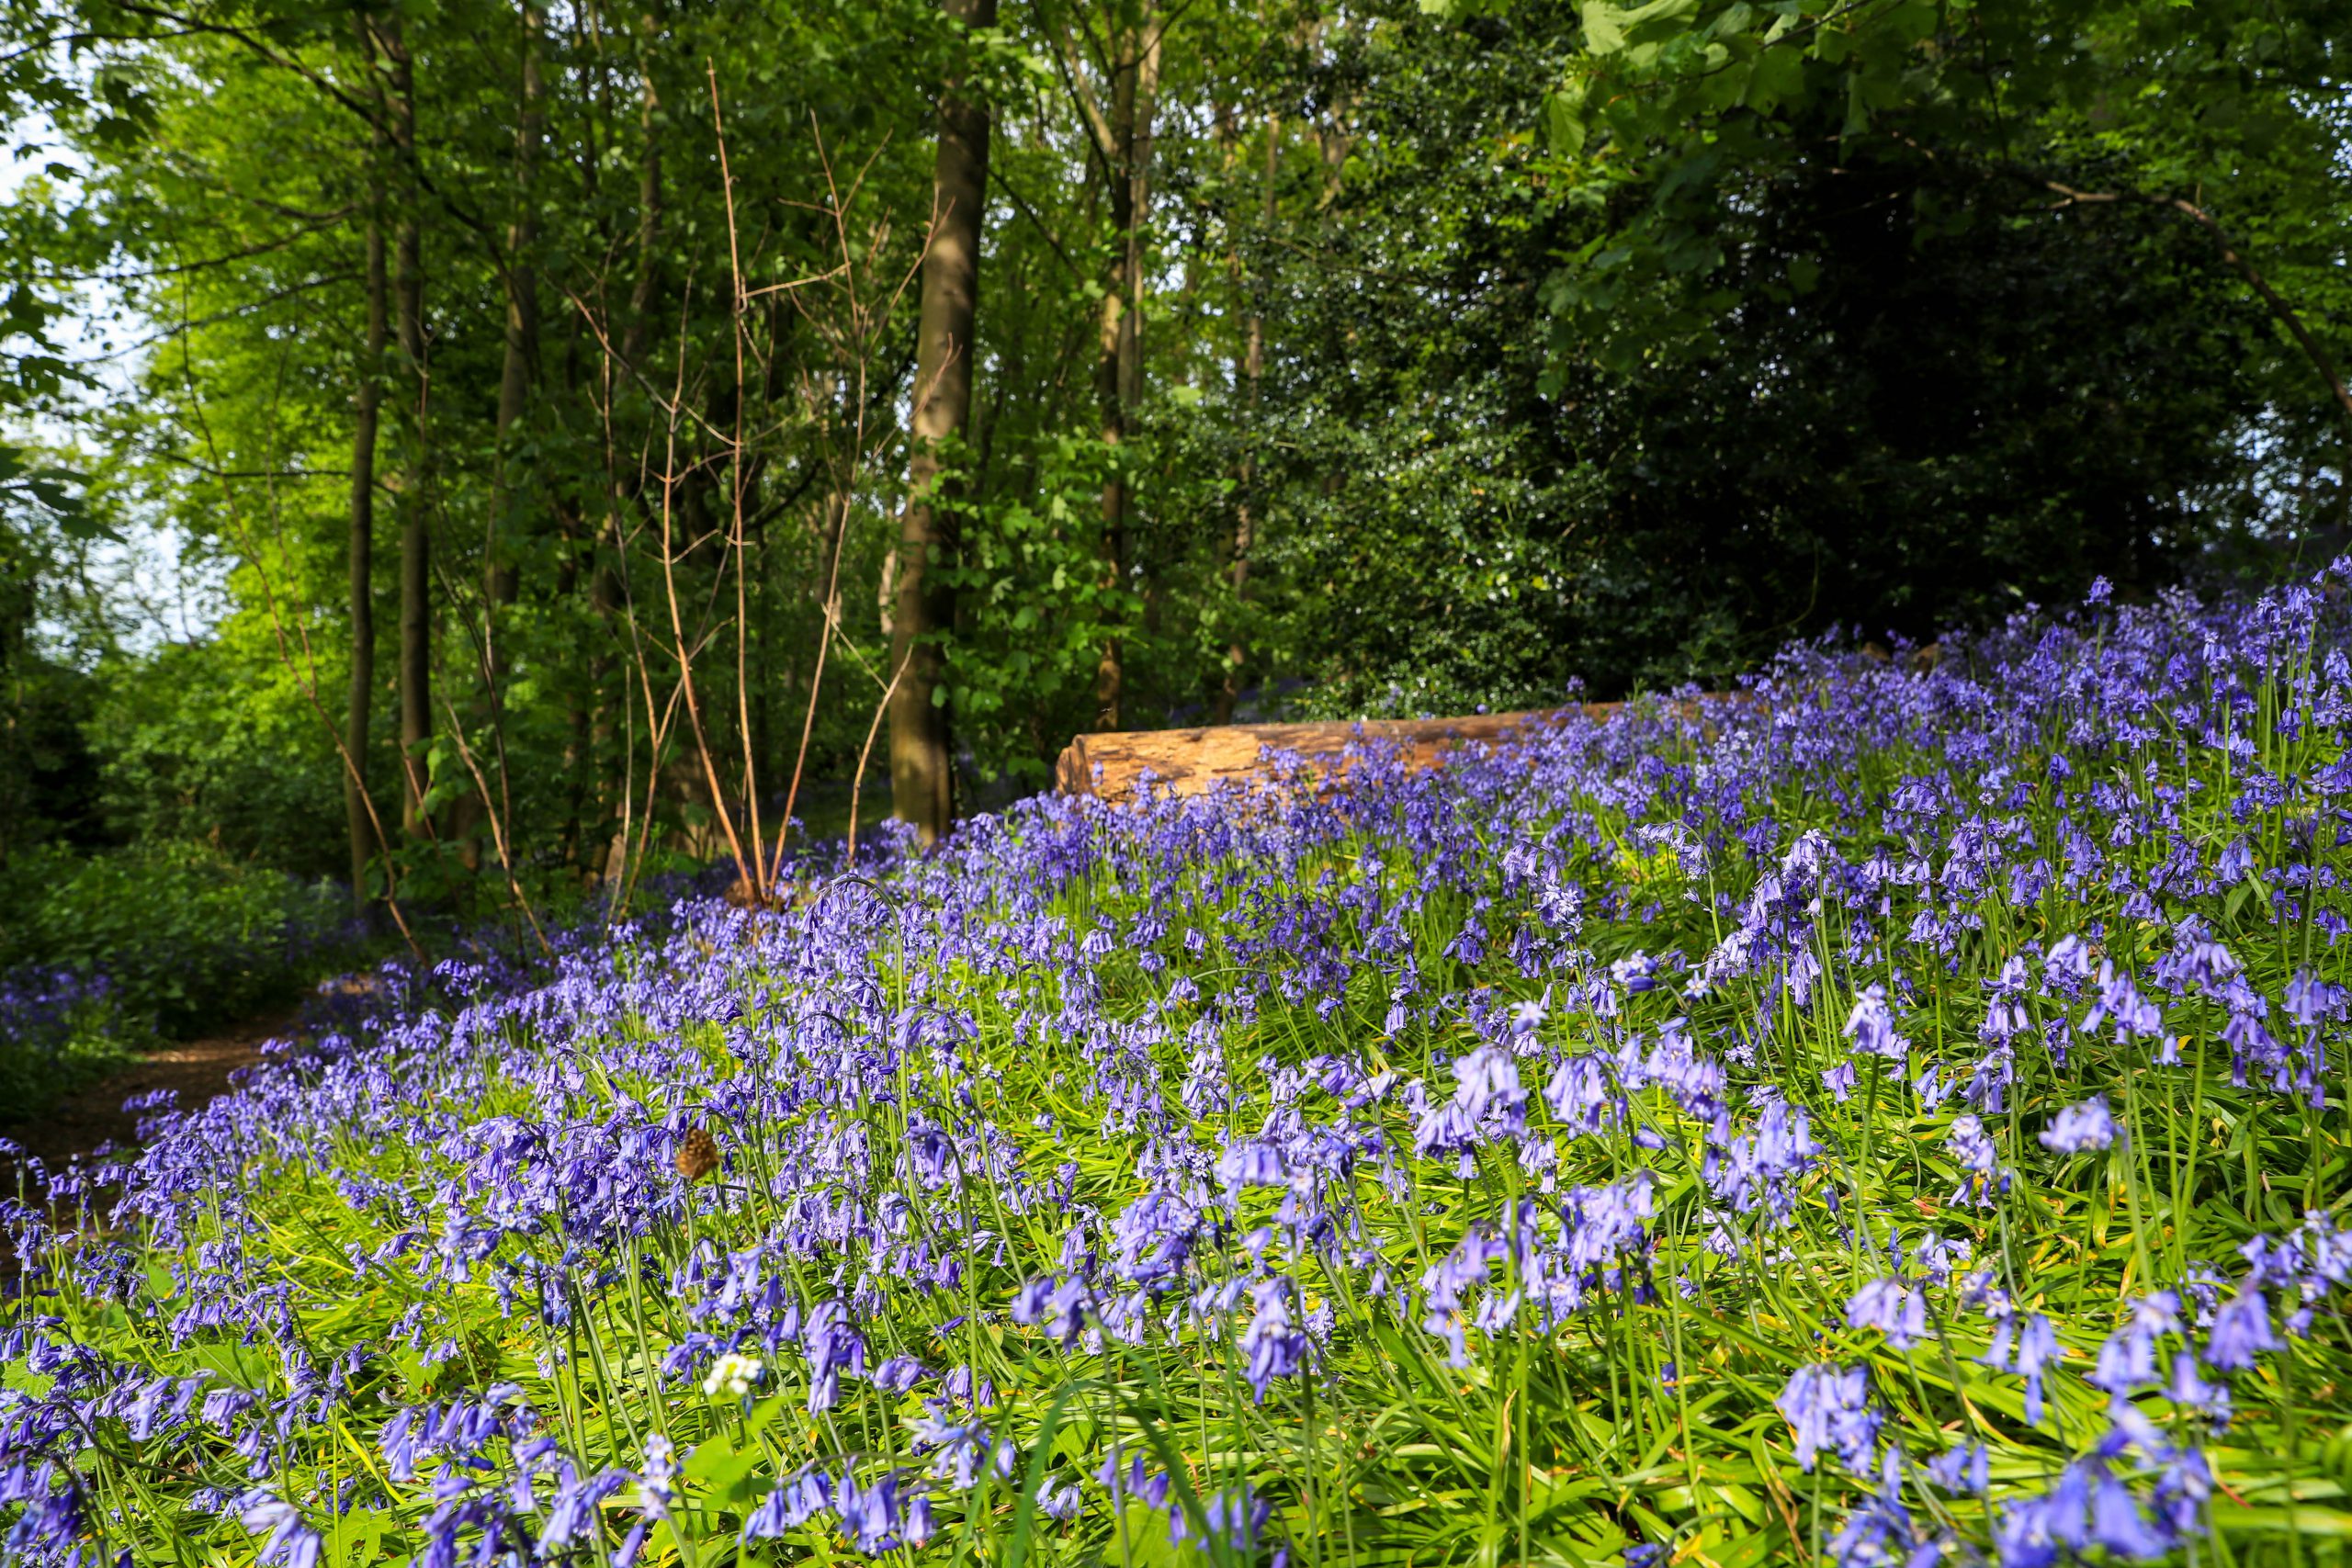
[622,25,662,367]
[599,20,662,883]
[345,20,391,910]
[555,319,591,870]
[488,1,544,615]
[890,0,998,844]
[1214,108,1276,724]
[378,14,434,839]
[1091,0,1161,730]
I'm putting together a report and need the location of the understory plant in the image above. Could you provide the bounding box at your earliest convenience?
[5,569,2351,1565]
[0,840,358,1043]
[0,967,137,1120]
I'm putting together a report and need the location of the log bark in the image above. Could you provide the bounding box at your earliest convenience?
[1057,709,1589,801]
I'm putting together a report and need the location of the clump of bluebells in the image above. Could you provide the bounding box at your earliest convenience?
[5,570,2352,1566]
[0,965,136,1116]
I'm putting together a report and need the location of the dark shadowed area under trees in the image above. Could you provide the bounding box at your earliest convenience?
[0,0,2346,1010]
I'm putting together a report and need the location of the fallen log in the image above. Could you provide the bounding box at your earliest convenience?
[1055,707,1589,802]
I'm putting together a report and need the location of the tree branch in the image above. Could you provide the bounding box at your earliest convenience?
[2032,175,2352,423]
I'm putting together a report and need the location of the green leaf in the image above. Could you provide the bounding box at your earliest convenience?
[1583,0,1702,56]
[323,1507,391,1567]
[2213,1503,2352,1538]
[1546,92,1589,155]
[686,1430,771,1508]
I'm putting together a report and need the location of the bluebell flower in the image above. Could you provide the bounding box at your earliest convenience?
[2165,1352,2233,1427]
[1844,986,1907,1062]
[1845,1278,1928,1350]
[1174,1483,1276,1557]
[1945,1115,2009,1208]
[237,1490,322,1568]
[1983,1311,2061,1425]
[2204,1288,2279,1371]
[836,1469,907,1553]
[2039,1096,2118,1154]
[1777,1362,1881,1473]
[1239,1276,1308,1401]
[2088,1292,2177,1394]
[1037,1473,1085,1519]
[1095,1451,1172,1509]
[871,1354,927,1393]
[2089,1469,2173,1560]
[1925,1441,1987,1495]
[743,1467,833,1539]
[637,1433,678,1521]
[539,1467,626,1550]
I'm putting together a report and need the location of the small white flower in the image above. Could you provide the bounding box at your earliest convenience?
[701,1350,764,1400]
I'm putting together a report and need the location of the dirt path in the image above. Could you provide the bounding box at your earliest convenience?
[3,1010,300,1170]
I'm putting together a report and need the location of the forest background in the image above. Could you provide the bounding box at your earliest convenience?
[0,0,2347,1059]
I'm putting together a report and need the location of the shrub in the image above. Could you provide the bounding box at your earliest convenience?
[0,840,354,1041]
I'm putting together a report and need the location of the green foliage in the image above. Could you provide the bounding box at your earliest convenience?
[0,0,2344,908]
[0,840,354,1039]
[1162,0,2335,708]
[1532,0,2352,434]
[943,436,1144,782]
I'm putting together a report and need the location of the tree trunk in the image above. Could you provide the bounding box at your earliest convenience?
[1091,0,1161,730]
[345,19,390,911]
[889,0,998,845]
[599,21,662,884]
[1213,103,1276,724]
[621,22,662,367]
[487,1,544,615]
[380,14,432,838]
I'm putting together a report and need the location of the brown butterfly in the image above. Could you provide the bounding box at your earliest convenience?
[675,1126,720,1182]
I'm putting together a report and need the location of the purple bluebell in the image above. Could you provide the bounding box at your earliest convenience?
[1778,1362,1881,1473]
[1845,1278,1928,1350]
[2039,1096,2119,1154]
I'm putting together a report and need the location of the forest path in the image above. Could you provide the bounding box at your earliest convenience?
[4,1009,298,1171]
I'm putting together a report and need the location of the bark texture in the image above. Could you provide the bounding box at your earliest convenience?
[888,0,1000,844]
[1056,711,1589,801]
[1086,0,1161,730]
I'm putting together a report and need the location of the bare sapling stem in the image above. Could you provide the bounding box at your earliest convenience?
[653,286,755,895]
[844,650,910,868]
[708,62,767,902]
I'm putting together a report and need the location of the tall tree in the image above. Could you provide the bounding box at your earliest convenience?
[1050,0,1164,729]
[345,17,391,908]
[890,0,1000,842]
[1212,95,1277,724]
[376,12,433,839]
[487,0,544,618]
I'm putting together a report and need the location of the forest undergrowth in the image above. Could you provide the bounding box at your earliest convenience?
[6,570,2352,1566]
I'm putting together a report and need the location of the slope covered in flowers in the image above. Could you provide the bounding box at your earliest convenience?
[7,573,2352,1566]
